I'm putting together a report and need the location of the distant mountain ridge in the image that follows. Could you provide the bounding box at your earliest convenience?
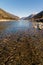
[0,8,20,20]
[0,8,43,22]
[24,14,35,20]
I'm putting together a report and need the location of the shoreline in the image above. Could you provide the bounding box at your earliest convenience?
[0,19,19,22]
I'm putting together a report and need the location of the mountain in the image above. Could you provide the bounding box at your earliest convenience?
[23,11,43,22]
[23,14,35,20]
[0,8,20,21]
[20,17,26,20]
[32,11,43,22]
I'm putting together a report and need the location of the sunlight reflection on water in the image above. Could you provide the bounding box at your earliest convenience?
[0,20,43,38]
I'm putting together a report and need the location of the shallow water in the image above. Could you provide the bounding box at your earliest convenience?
[0,20,43,65]
[0,20,43,38]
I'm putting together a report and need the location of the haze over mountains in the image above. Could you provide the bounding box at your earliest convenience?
[0,8,19,21]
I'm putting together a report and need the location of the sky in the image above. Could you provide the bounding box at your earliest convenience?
[0,0,43,17]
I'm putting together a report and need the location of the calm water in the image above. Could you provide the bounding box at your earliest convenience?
[0,20,43,37]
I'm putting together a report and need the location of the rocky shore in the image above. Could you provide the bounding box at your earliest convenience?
[0,29,43,65]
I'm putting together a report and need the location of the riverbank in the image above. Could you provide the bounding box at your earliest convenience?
[0,19,19,22]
